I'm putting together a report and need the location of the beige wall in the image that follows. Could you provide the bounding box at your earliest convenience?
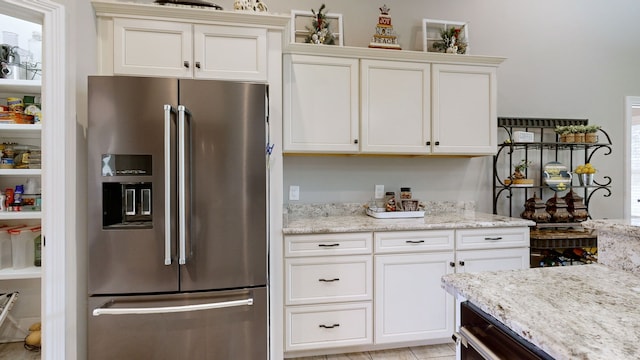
[66,1,640,357]
[82,0,640,217]
[267,0,636,218]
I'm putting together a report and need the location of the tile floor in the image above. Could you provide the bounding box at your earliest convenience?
[289,343,456,360]
[0,340,454,360]
[0,341,40,360]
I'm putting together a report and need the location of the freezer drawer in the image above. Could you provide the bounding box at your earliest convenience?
[88,287,267,360]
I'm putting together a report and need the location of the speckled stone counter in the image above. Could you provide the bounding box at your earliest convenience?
[442,264,640,360]
[282,202,534,234]
[582,218,640,274]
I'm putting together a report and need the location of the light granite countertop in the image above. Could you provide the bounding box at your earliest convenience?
[442,264,640,360]
[582,218,640,274]
[582,218,640,237]
[283,210,534,235]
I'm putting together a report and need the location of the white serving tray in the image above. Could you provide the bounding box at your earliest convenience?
[366,208,425,219]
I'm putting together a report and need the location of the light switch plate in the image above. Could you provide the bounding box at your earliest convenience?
[289,185,300,201]
[374,185,385,199]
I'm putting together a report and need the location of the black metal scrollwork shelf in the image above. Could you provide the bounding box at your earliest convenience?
[493,117,612,220]
[493,117,612,266]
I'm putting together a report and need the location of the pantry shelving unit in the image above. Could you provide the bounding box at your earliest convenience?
[492,117,612,267]
[0,79,42,280]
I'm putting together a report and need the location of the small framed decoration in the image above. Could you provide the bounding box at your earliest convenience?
[422,19,469,54]
[291,7,344,46]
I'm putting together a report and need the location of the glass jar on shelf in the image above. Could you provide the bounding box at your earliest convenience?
[400,187,412,199]
[384,191,397,212]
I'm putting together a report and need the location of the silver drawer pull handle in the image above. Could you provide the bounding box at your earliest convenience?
[319,323,340,329]
[406,240,425,244]
[484,237,503,241]
[318,278,340,282]
[318,243,340,247]
[93,298,253,316]
[459,326,501,360]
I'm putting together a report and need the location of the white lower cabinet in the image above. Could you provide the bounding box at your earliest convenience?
[373,230,455,344]
[285,255,372,306]
[455,248,529,273]
[454,227,530,273]
[284,233,373,352]
[374,252,455,344]
[283,227,529,355]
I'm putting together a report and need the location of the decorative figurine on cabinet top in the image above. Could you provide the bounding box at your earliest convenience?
[432,23,467,54]
[368,4,401,50]
[305,4,336,45]
[233,0,268,12]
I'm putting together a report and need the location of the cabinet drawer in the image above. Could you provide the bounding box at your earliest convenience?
[285,255,372,305]
[284,232,372,257]
[285,302,373,351]
[455,227,530,250]
[374,230,454,253]
[456,248,530,273]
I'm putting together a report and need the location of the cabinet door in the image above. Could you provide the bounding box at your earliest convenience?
[374,252,455,344]
[283,54,359,153]
[113,18,192,78]
[431,64,497,155]
[193,25,267,81]
[361,60,431,154]
[456,248,530,273]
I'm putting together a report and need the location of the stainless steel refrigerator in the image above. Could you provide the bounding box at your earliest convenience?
[87,76,269,359]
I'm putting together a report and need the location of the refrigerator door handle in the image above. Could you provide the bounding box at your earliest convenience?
[92,297,254,316]
[177,105,190,265]
[164,104,176,265]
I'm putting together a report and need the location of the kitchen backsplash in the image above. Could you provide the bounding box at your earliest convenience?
[285,200,477,223]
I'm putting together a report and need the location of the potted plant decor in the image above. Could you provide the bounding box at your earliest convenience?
[585,125,601,143]
[574,125,586,143]
[505,159,534,186]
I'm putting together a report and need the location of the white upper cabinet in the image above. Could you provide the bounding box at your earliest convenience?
[94,2,289,82]
[431,64,497,155]
[283,54,359,153]
[113,18,193,78]
[360,60,431,154]
[112,18,267,81]
[282,45,503,156]
[193,24,267,81]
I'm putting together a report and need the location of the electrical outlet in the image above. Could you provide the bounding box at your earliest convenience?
[374,185,385,199]
[289,185,300,201]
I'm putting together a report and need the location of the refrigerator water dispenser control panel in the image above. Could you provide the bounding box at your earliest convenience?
[103,182,153,229]
[102,154,152,176]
